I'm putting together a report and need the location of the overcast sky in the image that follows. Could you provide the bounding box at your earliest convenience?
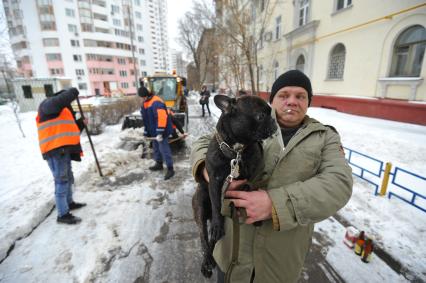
[166,0,195,52]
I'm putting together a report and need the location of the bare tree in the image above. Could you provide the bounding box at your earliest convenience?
[194,0,276,95]
[177,9,214,89]
[0,8,25,137]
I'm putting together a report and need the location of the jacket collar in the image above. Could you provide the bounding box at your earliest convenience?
[268,111,327,159]
[281,115,326,156]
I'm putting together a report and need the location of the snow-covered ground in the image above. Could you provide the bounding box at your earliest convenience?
[0,94,425,282]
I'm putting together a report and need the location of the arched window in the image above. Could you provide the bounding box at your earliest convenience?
[328,43,346,79]
[274,61,279,80]
[296,55,305,72]
[390,25,426,77]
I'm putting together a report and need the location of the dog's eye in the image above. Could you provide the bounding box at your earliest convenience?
[255,113,266,121]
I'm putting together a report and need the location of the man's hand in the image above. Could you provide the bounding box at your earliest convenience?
[225,186,272,224]
[156,134,163,142]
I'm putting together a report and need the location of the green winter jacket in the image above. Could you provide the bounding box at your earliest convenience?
[190,113,353,283]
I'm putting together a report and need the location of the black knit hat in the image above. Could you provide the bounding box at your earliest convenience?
[269,70,313,106]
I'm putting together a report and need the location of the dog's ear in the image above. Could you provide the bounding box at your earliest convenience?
[214,95,235,113]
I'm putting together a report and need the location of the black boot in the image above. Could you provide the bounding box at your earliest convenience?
[57,212,81,224]
[69,201,86,210]
[149,162,163,171]
[164,168,175,180]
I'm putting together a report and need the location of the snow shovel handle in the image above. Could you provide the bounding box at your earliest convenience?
[76,97,103,177]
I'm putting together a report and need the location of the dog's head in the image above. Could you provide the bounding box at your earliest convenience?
[214,95,277,144]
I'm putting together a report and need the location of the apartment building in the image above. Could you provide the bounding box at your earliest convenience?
[170,49,187,78]
[3,0,169,96]
[216,0,426,124]
[147,0,169,72]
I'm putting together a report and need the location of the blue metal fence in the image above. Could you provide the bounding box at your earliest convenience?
[388,167,426,213]
[344,147,383,195]
[343,147,426,213]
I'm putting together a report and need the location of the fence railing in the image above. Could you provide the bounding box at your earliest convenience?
[388,167,426,213]
[344,147,426,213]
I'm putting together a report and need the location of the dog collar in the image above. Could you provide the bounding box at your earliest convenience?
[215,131,245,159]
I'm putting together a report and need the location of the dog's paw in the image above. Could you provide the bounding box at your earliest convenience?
[201,254,216,278]
[201,263,213,278]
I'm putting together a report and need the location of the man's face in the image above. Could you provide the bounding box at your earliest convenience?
[271,86,309,128]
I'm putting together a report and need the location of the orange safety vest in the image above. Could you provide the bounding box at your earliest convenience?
[36,108,81,154]
[143,95,168,129]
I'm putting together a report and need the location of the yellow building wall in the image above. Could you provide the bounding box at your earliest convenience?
[256,0,426,101]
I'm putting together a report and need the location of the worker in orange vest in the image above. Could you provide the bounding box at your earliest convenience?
[36,88,87,224]
[139,87,175,180]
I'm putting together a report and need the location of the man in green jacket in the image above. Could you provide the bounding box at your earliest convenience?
[190,70,353,282]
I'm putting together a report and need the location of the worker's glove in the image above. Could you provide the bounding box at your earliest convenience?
[156,134,163,142]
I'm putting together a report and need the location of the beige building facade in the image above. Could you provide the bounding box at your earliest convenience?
[254,0,426,102]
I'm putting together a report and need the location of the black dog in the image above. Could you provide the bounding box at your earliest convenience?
[192,95,277,277]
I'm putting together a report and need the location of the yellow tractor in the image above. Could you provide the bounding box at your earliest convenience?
[122,71,189,132]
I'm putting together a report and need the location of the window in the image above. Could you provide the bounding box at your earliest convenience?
[46,53,62,61]
[136,24,143,31]
[70,39,80,47]
[78,83,87,90]
[274,61,279,80]
[113,19,121,26]
[117,58,126,64]
[73,54,82,61]
[336,0,352,11]
[40,21,56,31]
[275,16,281,40]
[50,68,64,75]
[44,84,54,97]
[135,11,141,19]
[119,70,127,77]
[81,23,94,32]
[139,48,145,54]
[111,4,120,14]
[390,25,425,77]
[22,85,33,99]
[134,0,141,6]
[43,38,59,47]
[328,43,346,79]
[140,60,146,66]
[299,0,309,27]
[121,82,129,88]
[296,55,305,72]
[68,24,78,33]
[76,69,85,76]
[65,8,75,17]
